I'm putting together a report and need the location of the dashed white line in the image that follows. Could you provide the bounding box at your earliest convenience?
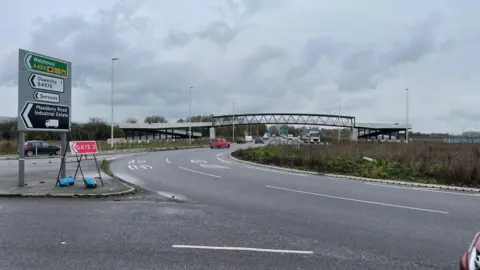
[177,166,222,178]
[216,152,231,164]
[165,157,171,164]
[266,185,449,214]
[364,182,480,197]
[172,245,313,254]
[246,166,308,177]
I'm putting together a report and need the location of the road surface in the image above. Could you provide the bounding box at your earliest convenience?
[107,144,480,269]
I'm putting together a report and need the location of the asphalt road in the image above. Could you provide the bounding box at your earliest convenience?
[108,143,480,269]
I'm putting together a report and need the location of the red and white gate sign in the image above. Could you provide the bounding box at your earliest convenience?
[69,141,98,155]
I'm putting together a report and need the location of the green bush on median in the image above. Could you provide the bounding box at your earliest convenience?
[231,142,480,188]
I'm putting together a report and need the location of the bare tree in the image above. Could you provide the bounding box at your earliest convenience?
[144,115,168,124]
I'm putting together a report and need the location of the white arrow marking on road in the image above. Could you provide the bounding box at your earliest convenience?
[191,160,207,163]
[200,164,230,169]
[22,103,33,128]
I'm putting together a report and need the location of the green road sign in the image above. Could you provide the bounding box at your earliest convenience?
[24,53,68,78]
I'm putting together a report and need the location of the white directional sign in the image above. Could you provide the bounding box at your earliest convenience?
[34,91,59,103]
[29,73,64,93]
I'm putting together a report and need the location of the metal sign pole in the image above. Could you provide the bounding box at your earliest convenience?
[60,132,67,178]
[18,131,25,187]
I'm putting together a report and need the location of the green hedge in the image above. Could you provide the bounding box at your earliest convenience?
[232,143,480,187]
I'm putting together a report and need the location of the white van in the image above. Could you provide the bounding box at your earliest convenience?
[245,135,253,142]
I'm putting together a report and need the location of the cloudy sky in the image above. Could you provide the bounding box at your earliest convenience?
[1,0,479,133]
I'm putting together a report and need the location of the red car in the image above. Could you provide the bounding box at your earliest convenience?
[460,232,480,270]
[209,138,230,149]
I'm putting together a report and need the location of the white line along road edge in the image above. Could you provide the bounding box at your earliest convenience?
[177,166,222,179]
[246,166,309,177]
[216,152,231,164]
[172,245,313,254]
[266,185,449,215]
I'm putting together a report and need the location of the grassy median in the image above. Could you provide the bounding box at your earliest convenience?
[232,142,480,187]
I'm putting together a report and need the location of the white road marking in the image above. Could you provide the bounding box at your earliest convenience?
[128,164,153,170]
[266,185,449,214]
[165,157,171,164]
[177,166,222,178]
[246,166,308,177]
[365,182,480,197]
[200,164,230,169]
[172,245,313,254]
[216,152,231,164]
[191,160,208,164]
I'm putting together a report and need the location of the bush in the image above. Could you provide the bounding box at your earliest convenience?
[232,142,480,187]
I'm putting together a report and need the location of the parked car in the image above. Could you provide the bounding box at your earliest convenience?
[209,138,230,149]
[254,137,264,144]
[460,232,480,270]
[23,140,61,157]
[236,138,246,144]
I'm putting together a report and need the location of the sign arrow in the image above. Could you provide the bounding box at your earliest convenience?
[21,103,33,128]
[29,73,64,93]
[34,91,59,103]
[25,54,32,69]
[19,102,70,131]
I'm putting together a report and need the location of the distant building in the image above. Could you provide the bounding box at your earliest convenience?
[444,137,480,144]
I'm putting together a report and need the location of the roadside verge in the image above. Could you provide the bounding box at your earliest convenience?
[0,145,206,198]
[228,152,480,193]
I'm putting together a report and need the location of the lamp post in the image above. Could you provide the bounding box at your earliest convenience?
[189,86,193,144]
[405,88,409,143]
[110,58,119,148]
[337,100,341,143]
[232,101,235,142]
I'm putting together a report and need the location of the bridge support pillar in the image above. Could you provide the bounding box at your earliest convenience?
[350,128,358,141]
[209,127,216,139]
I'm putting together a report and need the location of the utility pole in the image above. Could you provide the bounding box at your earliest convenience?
[232,101,235,142]
[405,88,409,143]
[337,100,341,143]
[110,58,119,148]
[189,86,193,144]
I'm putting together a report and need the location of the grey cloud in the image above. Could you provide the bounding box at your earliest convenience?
[285,37,345,80]
[197,21,242,47]
[163,20,246,49]
[162,30,193,48]
[335,13,444,93]
[240,46,287,78]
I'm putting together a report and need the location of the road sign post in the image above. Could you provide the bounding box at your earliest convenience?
[18,49,72,186]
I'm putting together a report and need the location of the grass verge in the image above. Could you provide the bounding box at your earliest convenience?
[232,143,480,188]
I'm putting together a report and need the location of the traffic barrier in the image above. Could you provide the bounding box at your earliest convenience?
[58,177,75,186]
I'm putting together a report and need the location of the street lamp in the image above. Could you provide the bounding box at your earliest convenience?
[189,86,193,144]
[405,88,409,143]
[110,58,119,148]
[337,100,341,143]
[232,101,235,142]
